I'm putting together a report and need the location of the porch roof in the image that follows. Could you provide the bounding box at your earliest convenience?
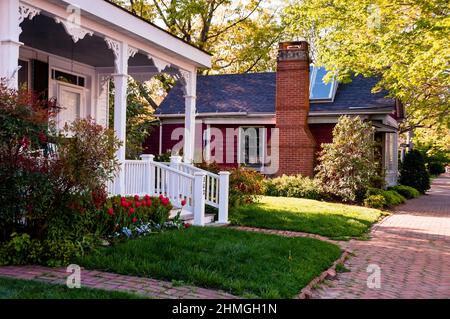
[22,0,211,70]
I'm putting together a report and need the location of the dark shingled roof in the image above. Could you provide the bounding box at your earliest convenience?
[157,72,395,115]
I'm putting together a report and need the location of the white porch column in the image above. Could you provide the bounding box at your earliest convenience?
[182,69,197,164]
[106,39,134,194]
[0,0,21,89]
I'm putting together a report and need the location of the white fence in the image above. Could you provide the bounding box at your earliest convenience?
[107,155,229,226]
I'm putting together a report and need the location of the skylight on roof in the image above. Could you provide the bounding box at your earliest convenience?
[309,66,338,102]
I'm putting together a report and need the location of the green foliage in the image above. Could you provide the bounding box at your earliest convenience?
[284,0,450,130]
[0,84,123,265]
[228,167,265,207]
[265,174,322,200]
[389,185,420,199]
[399,150,431,193]
[364,195,386,209]
[0,233,81,266]
[113,0,285,74]
[427,162,445,175]
[316,116,381,202]
[365,188,406,207]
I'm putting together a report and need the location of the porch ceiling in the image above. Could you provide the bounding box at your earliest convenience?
[20,14,159,69]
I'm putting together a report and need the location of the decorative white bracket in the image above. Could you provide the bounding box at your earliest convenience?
[18,3,40,33]
[104,37,120,71]
[148,54,170,73]
[128,46,138,59]
[178,69,191,95]
[54,17,94,43]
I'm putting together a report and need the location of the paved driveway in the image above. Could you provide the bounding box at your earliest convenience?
[313,174,450,298]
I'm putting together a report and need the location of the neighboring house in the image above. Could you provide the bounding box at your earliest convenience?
[0,0,229,225]
[146,41,404,186]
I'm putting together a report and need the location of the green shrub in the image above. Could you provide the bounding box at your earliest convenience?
[364,195,386,209]
[365,188,406,207]
[229,167,265,207]
[389,185,420,199]
[265,174,322,200]
[316,116,381,202]
[383,190,406,206]
[0,233,82,266]
[427,162,445,176]
[399,150,430,194]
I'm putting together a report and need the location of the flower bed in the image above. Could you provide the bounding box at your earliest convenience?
[102,194,186,241]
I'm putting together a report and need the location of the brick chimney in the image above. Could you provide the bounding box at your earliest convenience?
[275,41,316,176]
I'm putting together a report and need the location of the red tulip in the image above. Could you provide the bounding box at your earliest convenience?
[129,207,135,214]
[184,223,191,229]
[147,200,152,206]
[144,195,150,200]
[135,201,141,208]
[134,195,140,201]
[107,208,114,216]
[132,217,137,223]
[141,201,146,207]
[161,198,169,206]
[181,199,187,206]
[159,194,164,200]
[121,200,129,208]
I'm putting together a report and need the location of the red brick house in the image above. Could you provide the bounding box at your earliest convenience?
[144,41,404,186]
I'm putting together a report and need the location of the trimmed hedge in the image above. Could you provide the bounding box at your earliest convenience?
[265,175,322,200]
[389,185,420,199]
[365,188,406,207]
[364,195,386,209]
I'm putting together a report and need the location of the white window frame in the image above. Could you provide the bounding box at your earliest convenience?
[238,126,266,171]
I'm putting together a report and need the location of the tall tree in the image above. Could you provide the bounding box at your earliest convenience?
[113,0,285,73]
[284,0,450,131]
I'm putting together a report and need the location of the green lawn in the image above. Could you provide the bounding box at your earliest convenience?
[78,227,341,298]
[0,276,143,299]
[230,196,386,240]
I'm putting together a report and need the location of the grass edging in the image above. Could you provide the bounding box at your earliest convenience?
[297,249,351,299]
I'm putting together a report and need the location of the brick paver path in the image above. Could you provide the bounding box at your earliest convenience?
[312,174,450,298]
[0,265,238,299]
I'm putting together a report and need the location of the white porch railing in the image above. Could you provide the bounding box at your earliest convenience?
[107,155,229,226]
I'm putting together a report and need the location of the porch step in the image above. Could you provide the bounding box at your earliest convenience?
[181,213,216,225]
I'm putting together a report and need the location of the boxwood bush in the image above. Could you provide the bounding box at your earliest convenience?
[389,185,420,199]
[265,174,322,200]
[365,188,406,207]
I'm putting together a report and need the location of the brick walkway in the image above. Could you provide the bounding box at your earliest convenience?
[312,174,450,298]
[0,265,238,299]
